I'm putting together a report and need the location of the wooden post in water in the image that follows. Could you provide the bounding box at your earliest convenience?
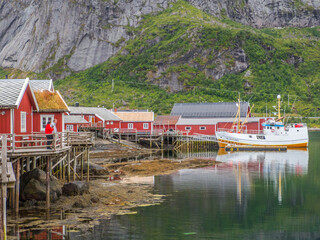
[81,148,84,181]
[15,158,20,216]
[86,148,90,182]
[1,135,8,240]
[46,156,50,210]
[67,151,71,182]
[73,148,76,181]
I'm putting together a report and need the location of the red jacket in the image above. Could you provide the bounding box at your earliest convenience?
[45,124,53,134]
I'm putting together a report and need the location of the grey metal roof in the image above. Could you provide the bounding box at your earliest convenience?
[176,117,261,125]
[29,80,53,91]
[69,107,121,121]
[0,79,28,108]
[171,102,250,118]
[64,115,88,124]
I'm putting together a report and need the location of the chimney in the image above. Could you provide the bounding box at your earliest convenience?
[5,75,8,79]
[75,102,80,107]
[114,108,117,112]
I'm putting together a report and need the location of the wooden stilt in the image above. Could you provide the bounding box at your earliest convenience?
[46,156,50,209]
[86,148,90,182]
[67,151,71,182]
[81,148,84,181]
[15,159,20,216]
[73,148,76,181]
[26,157,30,172]
[32,157,36,169]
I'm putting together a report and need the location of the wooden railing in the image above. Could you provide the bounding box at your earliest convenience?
[0,132,94,152]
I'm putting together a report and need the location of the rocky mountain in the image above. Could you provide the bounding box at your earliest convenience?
[0,0,320,76]
[187,0,320,28]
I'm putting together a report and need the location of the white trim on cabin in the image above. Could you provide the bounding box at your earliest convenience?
[57,90,69,112]
[28,82,39,111]
[49,79,54,91]
[143,123,149,129]
[185,126,191,130]
[40,114,54,131]
[16,78,29,108]
[61,113,65,132]
[66,124,74,131]
[10,109,14,134]
[94,113,105,126]
[20,112,27,132]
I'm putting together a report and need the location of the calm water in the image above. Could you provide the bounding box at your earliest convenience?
[19,132,320,239]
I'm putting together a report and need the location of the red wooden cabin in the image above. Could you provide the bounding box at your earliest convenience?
[30,80,69,133]
[153,115,180,134]
[113,110,154,134]
[68,106,121,131]
[0,78,39,135]
[64,115,89,132]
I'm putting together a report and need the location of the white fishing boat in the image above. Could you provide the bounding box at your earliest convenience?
[216,95,309,148]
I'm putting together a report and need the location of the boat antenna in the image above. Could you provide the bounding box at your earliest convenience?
[238,92,241,132]
[277,95,281,120]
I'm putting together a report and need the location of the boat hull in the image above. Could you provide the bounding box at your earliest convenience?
[217,139,308,148]
[216,128,309,149]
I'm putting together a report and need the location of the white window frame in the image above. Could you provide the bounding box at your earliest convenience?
[128,123,133,129]
[107,121,110,125]
[143,123,149,129]
[185,126,191,130]
[200,126,206,130]
[89,116,93,123]
[110,121,113,125]
[66,125,74,131]
[21,112,27,132]
[40,115,54,132]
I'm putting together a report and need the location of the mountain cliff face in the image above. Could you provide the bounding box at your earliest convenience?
[0,0,320,75]
[187,0,320,28]
[0,0,171,74]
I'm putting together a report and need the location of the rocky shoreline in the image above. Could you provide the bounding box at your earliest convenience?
[7,140,217,236]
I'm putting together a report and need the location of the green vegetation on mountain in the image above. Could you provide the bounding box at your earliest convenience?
[4,0,320,116]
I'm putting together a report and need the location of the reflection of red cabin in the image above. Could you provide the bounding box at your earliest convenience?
[113,110,154,134]
[0,78,39,135]
[21,226,64,239]
[30,80,69,133]
[68,106,121,131]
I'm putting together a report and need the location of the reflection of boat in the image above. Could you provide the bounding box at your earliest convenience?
[216,95,309,148]
[216,149,309,175]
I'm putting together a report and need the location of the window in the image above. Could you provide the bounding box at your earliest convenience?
[200,126,206,130]
[89,116,93,123]
[257,135,266,140]
[107,121,110,125]
[41,115,54,131]
[66,125,74,131]
[185,127,191,130]
[128,123,133,129]
[21,112,27,132]
[110,121,113,125]
[249,135,252,138]
[143,123,149,129]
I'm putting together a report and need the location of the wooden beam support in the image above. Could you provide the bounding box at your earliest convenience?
[46,156,50,209]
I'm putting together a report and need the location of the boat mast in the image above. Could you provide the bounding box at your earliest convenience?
[238,92,241,131]
[277,95,281,120]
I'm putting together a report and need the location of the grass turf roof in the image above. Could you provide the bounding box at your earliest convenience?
[34,90,68,111]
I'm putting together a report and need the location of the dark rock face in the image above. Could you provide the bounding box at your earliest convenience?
[20,168,62,202]
[62,181,89,196]
[82,163,109,176]
[1,0,319,74]
[0,0,171,73]
[186,0,320,28]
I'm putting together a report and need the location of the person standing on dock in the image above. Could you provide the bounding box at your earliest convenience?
[45,120,54,149]
[51,119,58,134]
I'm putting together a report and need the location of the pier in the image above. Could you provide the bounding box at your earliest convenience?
[0,132,94,239]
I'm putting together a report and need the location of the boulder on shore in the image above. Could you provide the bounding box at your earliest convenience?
[20,169,62,202]
[62,181,89,196]
[82,163,109,175]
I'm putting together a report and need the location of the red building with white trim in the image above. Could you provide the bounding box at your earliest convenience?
[113,110,154,134]
[0,78,39,135]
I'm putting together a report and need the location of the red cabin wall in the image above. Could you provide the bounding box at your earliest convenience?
[176,124,216,135]
[0,109,11,134]
[154,124,176,132]
[33,112,64,132]
[14,88,33,135]
[120,122,152,133]
[105,120,121,129]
